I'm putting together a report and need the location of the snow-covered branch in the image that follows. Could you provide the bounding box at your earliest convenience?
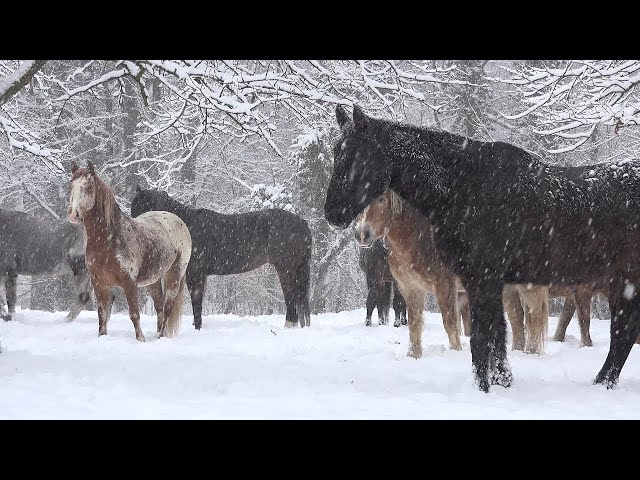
[495,60,640,152]
[0,60,46,106]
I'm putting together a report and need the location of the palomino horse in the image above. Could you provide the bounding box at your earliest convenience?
[67,162,192,341]
[130,187,312,329]
[357,238,407,327]
[0,208,92,322]
[324,104,640,392]
[355,190,548,357]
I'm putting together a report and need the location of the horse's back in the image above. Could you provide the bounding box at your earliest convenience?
[134,210,192,259]
[442,147,640,283]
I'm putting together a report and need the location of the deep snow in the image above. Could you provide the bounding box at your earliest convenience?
[1,306,639,419]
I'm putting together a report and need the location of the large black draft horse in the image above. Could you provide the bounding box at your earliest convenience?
[324,104,640,393]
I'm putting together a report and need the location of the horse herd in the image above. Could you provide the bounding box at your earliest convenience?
[2,103,640,394]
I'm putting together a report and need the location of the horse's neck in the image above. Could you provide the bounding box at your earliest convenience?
[157,198,200,222]
[383,127,461,216]
[386,204,436,254]
[83,201,124,243]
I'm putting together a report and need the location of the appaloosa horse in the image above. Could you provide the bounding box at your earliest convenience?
[130,187,312,330]
[0,208,91,322]
[67,161,192,341]
[357,238,407,327]
[325,104,640,392]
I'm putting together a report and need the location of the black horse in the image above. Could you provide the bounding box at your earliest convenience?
[130,187,313,329]
[358,238,407,327]
[324,104,640,392]
[0,208,91,322]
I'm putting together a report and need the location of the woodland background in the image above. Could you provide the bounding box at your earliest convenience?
[2,60,637,319]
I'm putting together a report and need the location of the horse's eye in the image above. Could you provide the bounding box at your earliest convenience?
[377,196,385,205]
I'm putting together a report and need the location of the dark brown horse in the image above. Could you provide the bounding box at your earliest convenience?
[325,104,640,392]
[357,238,407,327]
[67,161,192,341]
[130,187,312,330]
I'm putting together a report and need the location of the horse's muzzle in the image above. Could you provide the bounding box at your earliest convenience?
[67,210,81,224]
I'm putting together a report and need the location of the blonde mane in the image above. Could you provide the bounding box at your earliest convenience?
[388,190,404,218]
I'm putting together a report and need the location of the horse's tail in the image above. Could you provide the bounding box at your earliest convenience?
[164,275,186,338]
[294,246,312,328]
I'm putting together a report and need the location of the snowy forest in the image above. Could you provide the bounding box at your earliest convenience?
[2,59,638,319]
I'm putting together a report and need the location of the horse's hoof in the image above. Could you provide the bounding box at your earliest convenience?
[365,319,372,327]
[581,339,593,348]
[284,320,297,328]
[393,321,401,328]
[1,314,11,322]
[407,348,422,359]
[594,370,618,389]
[136,335,146,342]
[476,378,491,393]
[490,367,513,388]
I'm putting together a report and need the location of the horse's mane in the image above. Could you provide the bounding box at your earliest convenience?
[93,172,118,231]
[388,190,404,218]
[146,189,193,212]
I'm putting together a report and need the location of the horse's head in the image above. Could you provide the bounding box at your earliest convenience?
[67,160,98,224]
[354,190,397,248]
[130,185,161,218]
[324,104,391,229]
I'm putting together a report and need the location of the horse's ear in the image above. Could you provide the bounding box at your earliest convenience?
[352,104,368,132]
[336,105,350,130]
[87,161,95,174]
[70,161,78,173]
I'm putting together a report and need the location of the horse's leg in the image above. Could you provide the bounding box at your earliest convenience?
[0,273,7,321]
[93,285,114,337]
[186,270,206,330]
[4,271,17,321]
[377,281,391,326]
[65,268,92,322]
[521,287,549,355]
[594,279,640,388]
[468,283,511,393]
[122,282,145,342]
[502,285,525,351]
[434,279,462,351]
[553,296,576,342]
[575,289,594,348]
[458,291,471,337]
[392,281,407,327]
[364,281,376,327]
[147,279,165,335]
[274,264,299,328]
[396,283,423,359]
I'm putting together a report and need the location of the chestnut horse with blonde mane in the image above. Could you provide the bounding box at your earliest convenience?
[355,189,549,357]
[67,161,192,341]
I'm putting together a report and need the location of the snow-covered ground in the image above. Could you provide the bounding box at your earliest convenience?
[1,306,639,419]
